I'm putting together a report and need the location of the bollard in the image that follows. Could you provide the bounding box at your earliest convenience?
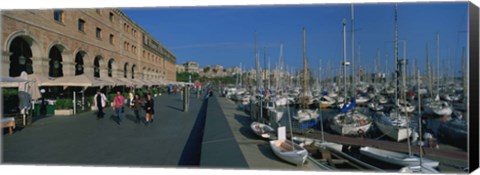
[183,86,189,112]
[196,87,200,99]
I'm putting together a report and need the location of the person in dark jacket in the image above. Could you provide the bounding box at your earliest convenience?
[132,94,142,122]
[144,93,154,125]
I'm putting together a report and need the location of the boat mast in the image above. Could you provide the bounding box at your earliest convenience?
[254,31,260,93]
[426,43,432,97]
[239,62,243,88]
[462,47,467,122]
[394,4,399,117]
[268,55,271,90]
[343,19,347,101]
[351,4,355,97]
[264,47,267,91]
[375,49,379,85]
[417,69,423,170]
[436,32,440,97]
[303,27,308,99]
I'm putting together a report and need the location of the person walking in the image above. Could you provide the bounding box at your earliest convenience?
[132,94,142,122]
[113,91,125,124]
[93,89,108,119]
[144,93,155,125]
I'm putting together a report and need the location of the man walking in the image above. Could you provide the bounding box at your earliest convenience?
[113,91,125,124]
[93,89,107,119]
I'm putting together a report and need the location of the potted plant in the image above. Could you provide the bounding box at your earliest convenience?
[54,98,74,116]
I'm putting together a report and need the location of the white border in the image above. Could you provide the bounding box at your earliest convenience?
[1,0,478,175]
[0,0,470,9]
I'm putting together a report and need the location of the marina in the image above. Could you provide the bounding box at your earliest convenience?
[1,1,476,174]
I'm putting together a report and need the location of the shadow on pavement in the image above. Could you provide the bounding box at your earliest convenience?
[257,143,282,162]
[167,105,183,112]
[177,99,208,166]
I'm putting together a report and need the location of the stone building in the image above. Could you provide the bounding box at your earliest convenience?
[1,8,176,87]
[176,64,185,73]
[183,61,200,73]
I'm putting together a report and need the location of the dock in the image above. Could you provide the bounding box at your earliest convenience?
[297,127,468,161]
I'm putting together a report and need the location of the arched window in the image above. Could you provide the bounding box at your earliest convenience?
[108,59,114,77]
[124,63,129,78]
[9,37,33,76]
[131,65,136,79]
[74,51,85,75]
[48,45,63,77]
[94,56,101,78]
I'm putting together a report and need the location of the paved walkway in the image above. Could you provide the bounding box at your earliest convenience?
[2,94,205,167]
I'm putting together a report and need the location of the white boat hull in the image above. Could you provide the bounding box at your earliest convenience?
[293,109,319,122]
[359,147,439,168]
[269,139,308,166]
[330,122,372,136]
[375,119,411,142]
[250,122,275,139]
[269,109,284,123]
[399,165,439,173]
[330,112,372,136]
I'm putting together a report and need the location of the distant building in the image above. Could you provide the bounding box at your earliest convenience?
[183,61,200,73]
[176,65,185,73]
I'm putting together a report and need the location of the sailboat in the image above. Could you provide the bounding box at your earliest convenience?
[293,28,319,122]
[360,43,440,172]
[423,33,453,117]
[329,17,372,136]
[270,86,308,166]
[373,4,412,142]
[398,69,440,173]
[250,32,276,139]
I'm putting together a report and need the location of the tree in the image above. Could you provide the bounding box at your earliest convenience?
[203,67,210,73]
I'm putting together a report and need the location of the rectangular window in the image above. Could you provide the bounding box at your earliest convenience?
[109,12,114,21]
[109,34,114,44]
[53,10,64,23]
[78,19,85,32]
[96,27,102,39]
[96,9,101,15]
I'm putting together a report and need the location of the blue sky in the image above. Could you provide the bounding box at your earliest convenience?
[122,2,468,76]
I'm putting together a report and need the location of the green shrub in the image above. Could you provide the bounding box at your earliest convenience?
[107,93,115,102]
[87,96,94,107]
[2,88,19,96]
[56,98,73,109]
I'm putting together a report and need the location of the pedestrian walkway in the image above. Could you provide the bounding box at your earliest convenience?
[2,94,205,167]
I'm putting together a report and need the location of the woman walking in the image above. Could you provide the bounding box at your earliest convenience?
[132,94,142,122]
[113,91,125,124]
[144,93,155,125]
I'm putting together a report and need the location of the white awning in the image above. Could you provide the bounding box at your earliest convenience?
[130,78,145,87]
[0,76,29,87]
[113,77,134,87]
[41,74,113,87]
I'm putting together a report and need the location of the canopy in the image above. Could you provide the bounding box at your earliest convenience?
[142,79,156,87]
[130,78,145,87]
[0,76,29,87]
[113,77,134,87]
[41,74,113,87]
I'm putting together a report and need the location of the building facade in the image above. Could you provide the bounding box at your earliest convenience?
[183,61,200,73]
[1,8,176,85]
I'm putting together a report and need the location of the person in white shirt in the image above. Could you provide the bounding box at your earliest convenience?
[93,89,108,119]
